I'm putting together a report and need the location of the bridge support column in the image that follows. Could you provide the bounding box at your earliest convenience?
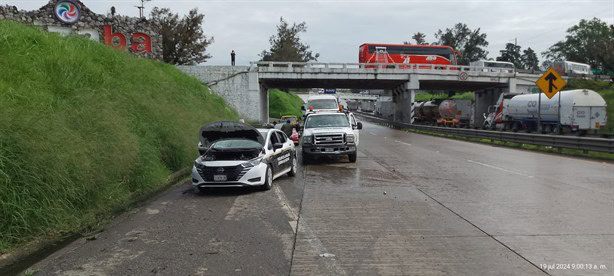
[259,83,269,123]
[410,89,416,124]
[392,85,415,124]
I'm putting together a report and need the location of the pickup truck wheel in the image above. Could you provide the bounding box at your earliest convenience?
[348,152,357,163]
[288,155,297,177]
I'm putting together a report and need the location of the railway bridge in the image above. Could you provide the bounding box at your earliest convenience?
[178,62,541,126]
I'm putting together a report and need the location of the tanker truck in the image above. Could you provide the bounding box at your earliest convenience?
[483,89,607,134]
[437,99,472,127]
[414,100,441,125]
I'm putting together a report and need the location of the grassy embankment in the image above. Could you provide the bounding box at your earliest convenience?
[268,89,304,119]
[0,21,238,252]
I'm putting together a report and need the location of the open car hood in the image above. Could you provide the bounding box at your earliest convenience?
[199,121,264,149]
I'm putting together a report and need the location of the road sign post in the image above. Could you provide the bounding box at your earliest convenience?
[538,91,542,132]
[535,68,566,133]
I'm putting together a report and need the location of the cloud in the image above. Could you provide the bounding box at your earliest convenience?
[4,0,612,64]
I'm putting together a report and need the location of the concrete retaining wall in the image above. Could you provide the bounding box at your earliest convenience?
[177,66,265,122]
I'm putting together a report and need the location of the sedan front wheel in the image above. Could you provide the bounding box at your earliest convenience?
[260,165,273,191]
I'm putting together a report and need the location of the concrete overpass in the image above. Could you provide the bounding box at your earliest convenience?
[178,62,540,126]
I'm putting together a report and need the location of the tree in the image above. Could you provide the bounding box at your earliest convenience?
[496,43,522,68]
[521,47,539,71]
[434,23,489,65]
[404,32,427,45]
[150,8,214,65]
[260,17,319,62]
[542,18,614,73]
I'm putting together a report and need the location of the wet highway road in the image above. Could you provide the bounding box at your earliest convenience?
[30,121,613,275]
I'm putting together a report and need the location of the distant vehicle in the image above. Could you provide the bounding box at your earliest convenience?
[470,60,515,73]
[413,100,441,125]
[437,99,472,127]
[552,61,592,75]
[303,95,340,116]
[346,101,360,111]
[376,96,394,118]
[358,43,459,69]
[483,89,607,135]
[360,101,375,113]
[192,122,296,192]
[301,112,362,163]
[281,115,299,125]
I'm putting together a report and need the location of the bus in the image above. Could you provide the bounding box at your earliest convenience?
[358,43,459,69]
[552,61,592,75]
[469,60,515,73]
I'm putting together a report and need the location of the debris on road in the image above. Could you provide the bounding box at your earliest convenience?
[319,253,336,258]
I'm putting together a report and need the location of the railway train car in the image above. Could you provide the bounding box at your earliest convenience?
[483,89,607,135]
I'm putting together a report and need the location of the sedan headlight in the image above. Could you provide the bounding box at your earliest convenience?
[241,157,262,168]
[346,134,355,143]
[302,135,313,144]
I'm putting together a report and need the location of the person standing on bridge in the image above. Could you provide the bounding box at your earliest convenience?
[231,50,236,66]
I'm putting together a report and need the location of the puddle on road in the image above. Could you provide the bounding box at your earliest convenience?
[306,160,407,187]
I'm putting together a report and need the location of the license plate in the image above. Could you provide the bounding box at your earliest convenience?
[324,148,334,152]
[213,175,227,182]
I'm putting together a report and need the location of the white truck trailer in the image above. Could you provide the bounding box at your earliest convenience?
[483,89,607,134]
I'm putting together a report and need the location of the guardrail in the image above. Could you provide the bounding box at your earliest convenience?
[250,61,516,74]
[356,113,614,154]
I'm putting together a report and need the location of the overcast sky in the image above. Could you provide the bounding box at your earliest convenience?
[4,0,613,65]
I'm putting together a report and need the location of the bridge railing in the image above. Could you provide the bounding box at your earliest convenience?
[250,61,516,75]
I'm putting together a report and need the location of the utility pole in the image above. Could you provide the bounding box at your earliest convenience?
[135,0,151,18]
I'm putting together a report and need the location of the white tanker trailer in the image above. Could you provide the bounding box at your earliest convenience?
[484,89,607,134]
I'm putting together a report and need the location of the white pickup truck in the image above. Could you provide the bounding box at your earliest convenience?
[300,112,362,163]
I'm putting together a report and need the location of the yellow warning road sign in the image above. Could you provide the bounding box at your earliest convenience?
[536,68,566,99]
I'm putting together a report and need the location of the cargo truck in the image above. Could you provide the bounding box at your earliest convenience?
[483,89,607,135]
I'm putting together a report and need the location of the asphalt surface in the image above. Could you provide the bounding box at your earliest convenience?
[29,121,613,275]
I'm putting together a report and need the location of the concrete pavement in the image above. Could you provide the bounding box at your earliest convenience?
[29,121,613,275]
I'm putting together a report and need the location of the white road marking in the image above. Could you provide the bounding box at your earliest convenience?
[224,196,248,220]
[467,160,534,178]
[273,185,298,233]
[368,131,377,136]
[273,185,346,275]
[394,140,412,146]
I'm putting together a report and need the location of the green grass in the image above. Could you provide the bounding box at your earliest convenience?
[564,79,614,135]
[268,89,304,119]
[415,92,474,101]
[0,21,238,252]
